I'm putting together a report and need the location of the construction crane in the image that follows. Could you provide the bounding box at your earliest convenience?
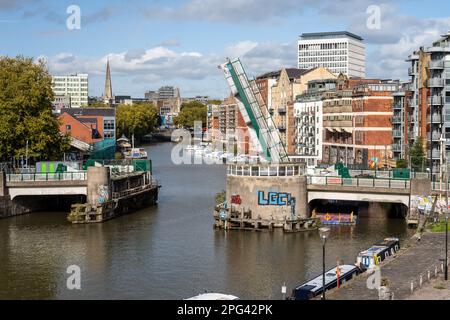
[218,58,290,163]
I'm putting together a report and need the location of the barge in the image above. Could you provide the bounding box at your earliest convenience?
[290,237,401,300]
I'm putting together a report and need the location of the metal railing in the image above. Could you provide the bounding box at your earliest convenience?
[429,96,444,105]
[432,181,450,191]
[392,116,402,123]
[427,115,442,124]
[112,179,159,199]
[347,170,429,179]
[7,171,87,182]
[307,176,410,189]
[429,60,444,69]
[227,164,305,177]
[428,78,445,87]
[393,130,403,137]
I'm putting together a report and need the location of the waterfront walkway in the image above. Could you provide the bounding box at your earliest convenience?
[325,232,448,300]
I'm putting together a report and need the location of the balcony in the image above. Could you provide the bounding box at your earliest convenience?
[392,116,402,123]
[393,130,402,137]
[428,132,442,141]
[278,107,286,114]
[427,114,443,124]
[428,78,445,87]
[428,150,441,159]
[339,120,353,127]
[429,96,444,105]
[278,124,286,131]
[408,67,416,76]
[392,144,402,152]
[340,105,352,113]
[429,60,444,69]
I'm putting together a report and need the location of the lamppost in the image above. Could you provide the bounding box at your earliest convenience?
[445,215,448,281]
[319,227,331,300]
[444,155,449,281]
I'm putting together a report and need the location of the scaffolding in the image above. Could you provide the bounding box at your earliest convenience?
[219,58,289,163]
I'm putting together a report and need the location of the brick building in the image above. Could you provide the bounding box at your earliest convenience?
[322,75,399,168]
[256,67,336,154]
[59,108,116,145]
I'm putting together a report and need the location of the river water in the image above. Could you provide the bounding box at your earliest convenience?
[0,142,414,300]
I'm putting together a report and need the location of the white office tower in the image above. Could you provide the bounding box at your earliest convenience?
[298,31,365,78]
[52,73,88,108]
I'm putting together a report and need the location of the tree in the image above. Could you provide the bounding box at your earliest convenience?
[116,103,158,142]
[396,159,408,169]
[0,56,70,162]
[410,137,426,172]
[207,99,222,105]
[88,101,110,108]
[174,101,207,128]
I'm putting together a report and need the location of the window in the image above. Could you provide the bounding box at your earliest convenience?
[104,120,115,130]
[104,131,115,139]
[66,125,71,131]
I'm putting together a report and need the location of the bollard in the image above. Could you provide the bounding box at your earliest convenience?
[419,275,423,287]
[435,266,438,278]
[428,270,431,281]
[410,281,414,293]
[442,262,444,273]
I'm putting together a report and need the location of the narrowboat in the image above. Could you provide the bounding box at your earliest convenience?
[290,265,362,300]
[356,237,400,269]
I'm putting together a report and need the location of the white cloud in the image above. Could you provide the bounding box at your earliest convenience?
[367,18,450,80]
[39,39,298,98]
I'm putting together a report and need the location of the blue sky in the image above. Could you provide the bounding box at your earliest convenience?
[1,0,450,99]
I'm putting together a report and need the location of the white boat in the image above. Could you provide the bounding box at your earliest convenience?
[185,293,240,300]
[125,148,148,160]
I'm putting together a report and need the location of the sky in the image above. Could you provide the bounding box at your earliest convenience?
[1,0,450,99]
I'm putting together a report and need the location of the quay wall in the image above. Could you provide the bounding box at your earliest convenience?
[226,175,309,220]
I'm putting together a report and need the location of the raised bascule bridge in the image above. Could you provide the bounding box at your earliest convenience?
[215,58,437,232]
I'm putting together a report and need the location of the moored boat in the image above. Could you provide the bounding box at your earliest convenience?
[290,265,362,300]
[356,237,400,269]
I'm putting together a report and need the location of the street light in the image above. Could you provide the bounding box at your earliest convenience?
[445,215,448,281]
[319,227,331,300]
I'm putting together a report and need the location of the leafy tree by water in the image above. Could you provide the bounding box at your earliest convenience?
[174,101,207,128]
[0,56,70,162]
[116,103,158,142]
[396,158,408,169]
[410,137,426,172]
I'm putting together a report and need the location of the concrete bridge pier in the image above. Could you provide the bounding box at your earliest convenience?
[0,172,6,197]
[87,167,111,205]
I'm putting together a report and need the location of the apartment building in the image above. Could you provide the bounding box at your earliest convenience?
[256,67,336,154]
[298,31,365,78]
[406,48,430,148]
[52,73,88,108]
[392,85,413,160]
[59,108,116,144]
[294,79,337,166]
[322,75,399,168]
[424,32,450,178]
[146,86,182,116]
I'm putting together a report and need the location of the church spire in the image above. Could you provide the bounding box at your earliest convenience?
[104,59,113,104]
